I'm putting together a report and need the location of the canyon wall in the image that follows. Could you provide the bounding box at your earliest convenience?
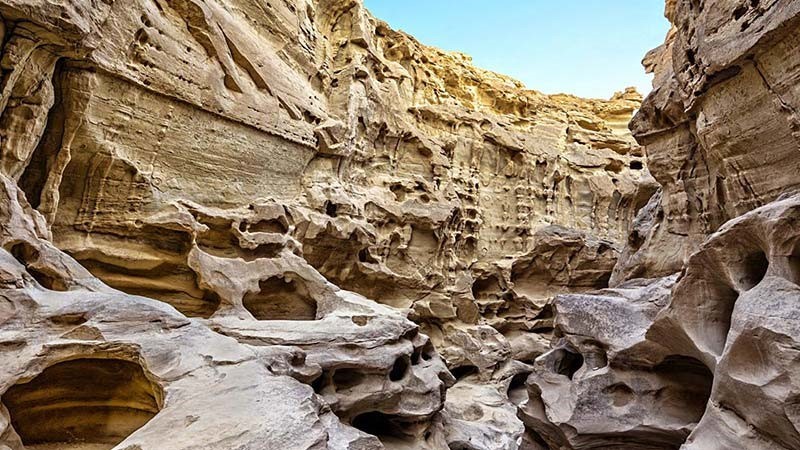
[528,1,800,449]
[0,0,651,448]
[0,0,798,449]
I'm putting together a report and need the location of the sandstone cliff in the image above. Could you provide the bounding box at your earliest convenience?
[527,0,800,448]
[0,0,798,449]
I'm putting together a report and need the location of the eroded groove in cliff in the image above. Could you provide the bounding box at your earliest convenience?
[18,58,66,211]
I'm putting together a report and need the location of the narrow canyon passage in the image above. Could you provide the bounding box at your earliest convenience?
[0,0,798,449]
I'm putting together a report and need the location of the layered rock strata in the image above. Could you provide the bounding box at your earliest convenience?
[525,0,800,449]
[0,0,648,448]
[1,0,798,449]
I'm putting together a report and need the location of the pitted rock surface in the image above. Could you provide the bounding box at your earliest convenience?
[0,0,798,449]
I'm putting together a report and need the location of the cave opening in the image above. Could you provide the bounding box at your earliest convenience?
[18,59,67,211]
[507,371,531,405]
[79,259,222,319]
[652,355,714,423]
[2,358,162,450]
[389,357,410,381]
[450,365,479,381]
[708,280,742,356]
[324,200,338,217]
[330,368,367,391]
[551,348,584,379]
[738,249,769,290]
[471,274,502,301]
[351,411,410,440]
[8,242,66,291]
[242,275,318,320]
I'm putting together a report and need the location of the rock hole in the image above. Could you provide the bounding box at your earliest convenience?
[389,357,410,382]
[411,341,434,365]
[358,248,378,264]
[535,303,555,320]
[196,220,282,260]
[686,48,696,64]
[389,183,406,202]
[18,61,66,211]
[2,358,162,450]
[582,341,609,370]
[551,348,584,379]
[331,368,366,391]
[604,160,624,173]
[471,274,501,300]
[630,160,644,170]
[652,355,713,422]
[507,372,530,405]
[9,243,66,291]
[738,250,768,290]
[351,315,369,326]
[449,443,480,450]
[324,201,338,217]
[420,341,435,361]
[81,260,221,318]
[243,275,318,320]
[786,242,800,286]
[705,281,740,355]
[351,412,408,440]
[245,219,288,234]
[450,365,479,381]
[48,313,88,326]
[311,370,331,394]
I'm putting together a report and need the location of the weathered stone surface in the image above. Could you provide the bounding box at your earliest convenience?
[650,194,800,450]
[0,174,450,449]
[0,0,648,448]
[0,0,646,382]
[519,0,800,446]
[619,0,800,283]
[1,0,798,448]
[521,276,715,449]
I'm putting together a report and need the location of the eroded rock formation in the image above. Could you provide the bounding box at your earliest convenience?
[526,0,800,449]
[0,0,647,448]
[0,0,798,448]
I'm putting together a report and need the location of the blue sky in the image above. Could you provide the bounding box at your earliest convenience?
[363,1,670,99]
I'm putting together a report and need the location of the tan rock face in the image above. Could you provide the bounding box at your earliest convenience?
[523,0,800,449]
[0,0,647,448]
[0,0,648,353]
[618,0,800,282]
[1,0,797,448]
[0,174,449,450]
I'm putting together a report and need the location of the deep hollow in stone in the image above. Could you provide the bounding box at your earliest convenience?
[738,250,769,290]
[2,358,162,450]
[331,368,366,391]
[389,357,410,381]
[351,411,409,440]
[8,242,66,291]
[552,348,584,379]
[652,355,713,423]
[450,365,479,380]
[703,280,741,356]
[243,275,317,320]
[79,259,222,318]
[507,372,531,405]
